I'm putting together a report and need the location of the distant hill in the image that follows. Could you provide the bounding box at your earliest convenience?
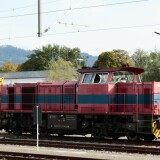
[0,45,97,67]
[81,52,98,67]
[0,45,32,66]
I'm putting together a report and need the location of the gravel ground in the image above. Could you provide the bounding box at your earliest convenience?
[0,144,159,160]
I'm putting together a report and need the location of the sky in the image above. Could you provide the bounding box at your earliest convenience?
[0,0,160,56]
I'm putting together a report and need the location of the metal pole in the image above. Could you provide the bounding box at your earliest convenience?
[38,0,42,37]
[37,106,39,151]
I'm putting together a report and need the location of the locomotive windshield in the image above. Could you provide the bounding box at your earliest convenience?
[82,72,108,84]
[111,71,134,83]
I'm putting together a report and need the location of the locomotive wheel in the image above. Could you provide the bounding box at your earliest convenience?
[58,133,64,137]
[40,130,48,137]
[12,120,22,135]
[93,127,103,139]
[112,135,120,140]
[142,135,155,142]
[126,131,139,141]
[13,130,22,135]
[112,129,121,140]
[93,128,100,139]
[30,125,36,135]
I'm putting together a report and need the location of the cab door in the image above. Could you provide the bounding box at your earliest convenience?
[77,72,109,114]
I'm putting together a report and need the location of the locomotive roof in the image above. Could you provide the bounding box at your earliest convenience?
[121,66,144,74]
[78,65,144,74]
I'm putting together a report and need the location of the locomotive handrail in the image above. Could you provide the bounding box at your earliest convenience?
[108,93,138,115]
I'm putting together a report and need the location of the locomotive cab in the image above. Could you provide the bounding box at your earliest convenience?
[77,65,160,140]
[77,65,144,114]
[78,64,144,84]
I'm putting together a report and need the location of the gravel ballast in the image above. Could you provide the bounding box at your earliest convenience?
[0,144,159,160]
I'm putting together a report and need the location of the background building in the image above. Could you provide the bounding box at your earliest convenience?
[0,71,48,85]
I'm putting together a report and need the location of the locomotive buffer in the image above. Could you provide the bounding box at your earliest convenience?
[33,106,42,150]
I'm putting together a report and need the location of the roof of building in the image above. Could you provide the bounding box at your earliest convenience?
[0,70,49,79]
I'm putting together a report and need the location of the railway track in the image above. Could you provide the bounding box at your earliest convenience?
[1,133,160,150]
[0,137,160,155]
[1,132,160,147]
[0,151,102,160]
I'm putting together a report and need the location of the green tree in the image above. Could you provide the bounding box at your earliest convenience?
[47,58,78,81]
[132,49,148,69]
[18,44,85,71]
[0,61,16,72]
[144,50,160,81]
[94,49,134,68]
[131,49,149,82]
[125,49,160,82]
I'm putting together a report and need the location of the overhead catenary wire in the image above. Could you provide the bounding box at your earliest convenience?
[43,0,84,33]
[0,0,61,13]
[0,22,160,41]
[0,0,153,39]
[45,23,160,35]
[0,0,150,19]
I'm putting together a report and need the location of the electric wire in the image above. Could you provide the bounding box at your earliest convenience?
[0,0,61,13]
[0,22,159,41]
[0,0,150,19]
[43,0,84,33]
[45,23,160,35]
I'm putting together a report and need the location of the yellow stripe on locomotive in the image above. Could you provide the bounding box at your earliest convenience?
[152,120,160,138]
[0,77,4,85]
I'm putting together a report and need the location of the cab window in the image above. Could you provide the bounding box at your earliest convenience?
[82,73,94,83]
[111,71,134,83]
[82,73,108,84]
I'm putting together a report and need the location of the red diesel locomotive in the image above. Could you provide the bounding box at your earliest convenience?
[0,64,160,141]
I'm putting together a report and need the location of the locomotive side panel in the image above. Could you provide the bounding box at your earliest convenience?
[78,84,109,114]
[8,87,14,110]
[117,82,137,113]
[63,81,77,112]
[109,82,153,115]
[138,83,152,114]
[77,72,109,114]
[107,83,117,113]
[151,82,160,138]
[153,82,160,115]
[14,83,37,111]
[1,86,8,111]
[37,82,65,112]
